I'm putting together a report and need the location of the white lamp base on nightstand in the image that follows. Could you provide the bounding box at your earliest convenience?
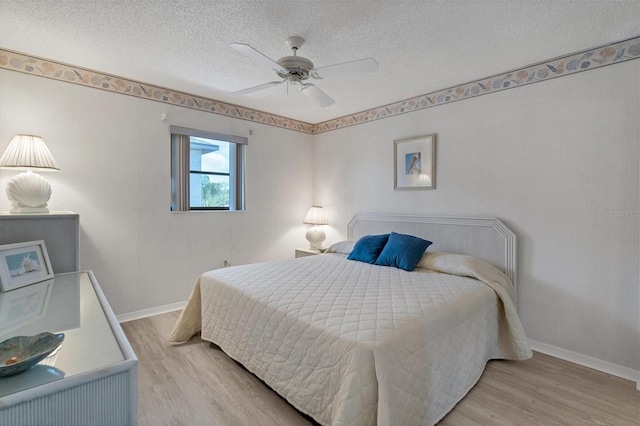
[305,225,326,250]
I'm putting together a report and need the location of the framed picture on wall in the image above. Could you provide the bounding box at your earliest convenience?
[394,134,436,190]
[0,240,54,292]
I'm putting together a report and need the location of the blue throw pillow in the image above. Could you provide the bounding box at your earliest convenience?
[375,232,433,271]
[347,234,390,264]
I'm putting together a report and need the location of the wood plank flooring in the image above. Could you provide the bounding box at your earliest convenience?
[121,311,639,426]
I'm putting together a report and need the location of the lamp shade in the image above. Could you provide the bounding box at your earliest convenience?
[303,206,329,225]
[0,134,59,172]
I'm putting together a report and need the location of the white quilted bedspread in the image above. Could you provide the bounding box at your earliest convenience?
[170,252,531,426]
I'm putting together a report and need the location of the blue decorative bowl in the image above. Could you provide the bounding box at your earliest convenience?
[0,332,65,377]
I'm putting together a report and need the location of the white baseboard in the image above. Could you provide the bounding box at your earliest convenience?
[529,339,639,390]
[117,301,185,323]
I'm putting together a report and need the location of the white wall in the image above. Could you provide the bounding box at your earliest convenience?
[0,69,314,315]
[313,61,639,371]
[1,57,638,375]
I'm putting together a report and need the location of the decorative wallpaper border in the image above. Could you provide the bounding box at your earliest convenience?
[0,49,315,134]
[1,36,639,135]
[313,36,640,133]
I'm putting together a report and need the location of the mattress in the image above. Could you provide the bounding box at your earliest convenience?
[170,252,531,425]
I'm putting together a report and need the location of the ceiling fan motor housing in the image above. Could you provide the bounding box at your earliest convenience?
[276,56,314,80]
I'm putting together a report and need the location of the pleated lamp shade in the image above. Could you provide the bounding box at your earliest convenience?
[0,135,60,171]
[303,206,329,225]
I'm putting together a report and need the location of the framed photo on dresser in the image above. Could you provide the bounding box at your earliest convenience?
[0,240,54,292]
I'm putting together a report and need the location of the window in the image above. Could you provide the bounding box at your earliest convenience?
[171,126,246,211]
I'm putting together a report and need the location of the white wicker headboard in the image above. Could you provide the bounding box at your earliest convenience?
[347,214,517,290]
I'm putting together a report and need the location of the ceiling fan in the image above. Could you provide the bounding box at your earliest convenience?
[229,36,379,108]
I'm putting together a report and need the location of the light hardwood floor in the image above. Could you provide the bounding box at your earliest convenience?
[121,311,639,426]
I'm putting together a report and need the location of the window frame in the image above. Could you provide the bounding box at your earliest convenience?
[170,126,246,212]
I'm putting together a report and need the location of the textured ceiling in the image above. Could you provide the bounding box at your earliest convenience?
[1,1,638,124]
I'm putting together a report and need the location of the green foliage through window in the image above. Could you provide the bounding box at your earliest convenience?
[199,175,230,208]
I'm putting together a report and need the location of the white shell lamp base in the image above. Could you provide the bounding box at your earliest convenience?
[305,226,326,250]
[6,170,52,214]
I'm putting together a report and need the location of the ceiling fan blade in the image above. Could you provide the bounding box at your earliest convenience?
[311,58,379,79]
[229,80,283,96]
[230,43,287,74]
[300,83,335,108]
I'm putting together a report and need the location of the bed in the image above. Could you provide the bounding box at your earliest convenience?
[169,214,532,425]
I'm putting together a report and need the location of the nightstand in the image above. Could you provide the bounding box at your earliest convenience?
[295,248,323,258]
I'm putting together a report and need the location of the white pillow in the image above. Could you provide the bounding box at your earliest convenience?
[325,240,356,255]
[415,251,451,269]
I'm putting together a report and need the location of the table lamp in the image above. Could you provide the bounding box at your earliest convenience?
[303,205,329,250]
[0,134,60,213]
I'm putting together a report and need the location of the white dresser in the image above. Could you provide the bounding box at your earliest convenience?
[0,271,138,425]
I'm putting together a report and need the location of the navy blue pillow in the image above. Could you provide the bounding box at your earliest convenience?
[347,234,390,264]
[375,232,432,271]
